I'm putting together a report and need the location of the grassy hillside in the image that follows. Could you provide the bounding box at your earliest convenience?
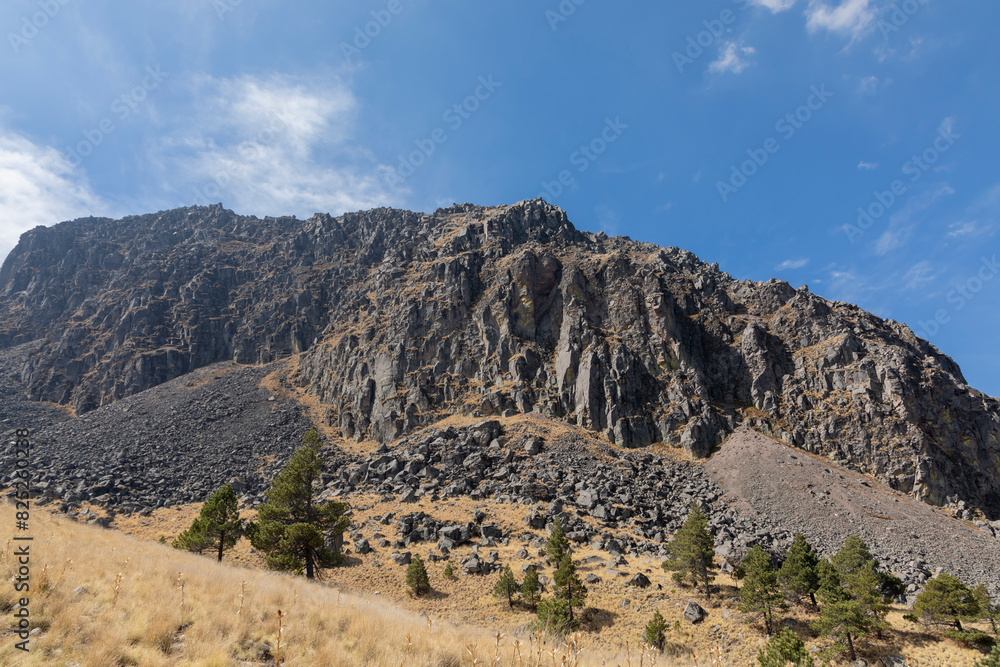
[0,503,664,666]
[2,500,995,666]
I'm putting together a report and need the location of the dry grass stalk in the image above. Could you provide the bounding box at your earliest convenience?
[175,571,184,610]
[37,563,50,593]
[237,580,247,616]
[111,571,124,608]
[275,608,284,666]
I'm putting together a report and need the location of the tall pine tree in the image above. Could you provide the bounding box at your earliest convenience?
[778,533,820,607]
[545,516,571,567]
[739,545,786,635]
[553,554,588,624]
[662,502,717,599]
[248,429,350,578]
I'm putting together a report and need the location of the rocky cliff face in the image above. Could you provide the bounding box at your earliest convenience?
[2,200,998,516]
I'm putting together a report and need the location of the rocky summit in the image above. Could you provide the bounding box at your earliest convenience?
[2,199,998,520]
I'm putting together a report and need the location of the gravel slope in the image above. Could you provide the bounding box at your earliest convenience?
[707,426,1000,596]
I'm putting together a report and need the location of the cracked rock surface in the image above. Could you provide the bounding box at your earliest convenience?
[1,200,998,518]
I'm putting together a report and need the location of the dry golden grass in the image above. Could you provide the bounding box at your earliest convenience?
[0,503,717,666]
[67,493,995,666]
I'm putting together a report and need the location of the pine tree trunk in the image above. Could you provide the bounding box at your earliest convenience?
[955,619,964,632]
[305,550,315,579]
[217,531,225,562]
[846,632,856,661]
[809,591,817,607]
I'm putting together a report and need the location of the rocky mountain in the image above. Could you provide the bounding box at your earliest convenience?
[1,200,998,518]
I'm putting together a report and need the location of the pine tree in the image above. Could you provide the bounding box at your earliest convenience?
[830,535,875,582]
[816,558,843,604]
[778,533,820,607]
[553,554,588,624]
[972,584,998,636]
[661,502,717,599]
[545,517,571,567]
[845,562,890,639]
[494,564,519,609]
[813,596,870,663]
[248,429,350,578]
[756,628,815,667]
[912,572,982,632]
[643,609,668,651]
[172,483,243,561]
[739,545,786,635]
[443,563,456,580]
[521,565,541,608]
[537,598,573,634]
[406,554,431,597]
[830,534,901,601]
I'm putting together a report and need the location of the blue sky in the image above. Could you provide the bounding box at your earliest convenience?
[1,0,998,396]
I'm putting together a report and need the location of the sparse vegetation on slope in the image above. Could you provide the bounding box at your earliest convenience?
[0,504,646,666]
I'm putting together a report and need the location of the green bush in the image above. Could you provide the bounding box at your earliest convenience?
[643,609,668,651]
[757,628,814,667]
[406,555,431,597]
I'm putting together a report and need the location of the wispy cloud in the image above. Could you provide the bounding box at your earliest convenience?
[858,75,879,95]
[874,184,955,255]
[709,41,756,75]
[857,160,878,170]
[0,126,112,262]
[776,258,810,270]
[805,0,875,38]
[748,0,798,12]
[946,221,994,239]
[148,72,395,217]
[902,260,936,290]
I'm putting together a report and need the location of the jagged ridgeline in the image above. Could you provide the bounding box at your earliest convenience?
[1,199,998,516]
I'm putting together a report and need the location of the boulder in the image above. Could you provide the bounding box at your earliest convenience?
[683,600,706,624]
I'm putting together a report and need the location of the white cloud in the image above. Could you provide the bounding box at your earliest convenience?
[0,127,112,263]
[857,160,878,170]
[776,258,810,270]
[149,73,395,218]
[709,41,757,75]
[947,221,994,239]
[858,75,879,95]
[902,260,935,290]
[805,0,875,38]
[748,0,798,12]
